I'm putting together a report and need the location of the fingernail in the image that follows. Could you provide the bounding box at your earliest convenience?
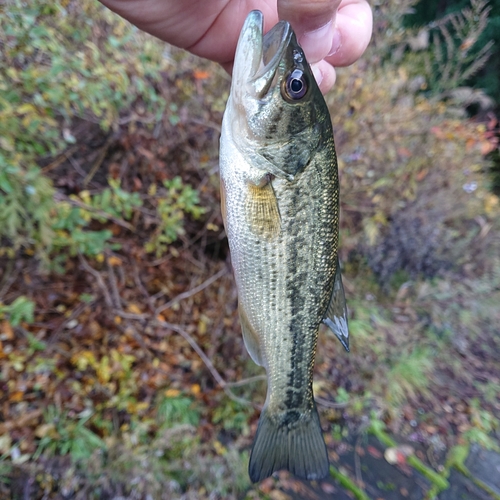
[299,21,333,63]
[311,64,323,86]
[328,27,342,57]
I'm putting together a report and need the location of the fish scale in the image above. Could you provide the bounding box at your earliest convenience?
[219,10,349,482]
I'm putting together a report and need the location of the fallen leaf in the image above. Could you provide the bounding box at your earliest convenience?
[481,141,496,155]
[416,168,428,181]
[321,482,337,494]
[384,445,414,465]
[165,388,180,398]
[0,435,12,454]
[10,391,24,402]
[259,477,275,494]
[35,423,57,439]
[465,137,476,152]
[108,256,123,266]
[367,445,383,458]
[127,303,142,314]
[398,147,411,158]
[1,321,14,340]
[270,491,292,500]
[193,70,210,80]
[213,440,226,455]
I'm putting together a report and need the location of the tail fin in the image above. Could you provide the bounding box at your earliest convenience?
[248,405,329,482]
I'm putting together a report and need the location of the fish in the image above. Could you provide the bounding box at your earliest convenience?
[219,10,349,483]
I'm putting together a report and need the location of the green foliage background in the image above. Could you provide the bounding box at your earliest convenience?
[406,0,500,104]
[0,0,203,266]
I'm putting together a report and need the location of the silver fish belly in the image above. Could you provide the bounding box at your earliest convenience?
[219,10,349,483]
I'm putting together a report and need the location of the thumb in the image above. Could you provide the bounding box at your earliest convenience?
[278,0,342,63]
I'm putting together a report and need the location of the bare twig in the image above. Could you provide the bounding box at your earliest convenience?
[115,322,153,362]
[66,151,89,180]
[155,268,226,316]
[225,375,267,388]
[188,118,221,133]
[354,435,364,487]
[106,256,123,310]
[41,145,79,174]
[47,303,87,345]
[132,262,155,311]
[115,310,148,320]
[83,135,113,186]
[78,254,113,309]
[0,260,18,301]
[157,320,253,407]
[314,395,349,409]
[146,255,173,268]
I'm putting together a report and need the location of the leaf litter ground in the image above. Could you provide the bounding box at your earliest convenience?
[1,51,500,499]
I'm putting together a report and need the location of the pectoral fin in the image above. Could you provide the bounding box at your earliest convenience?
[245,181,281,240]
[323,259,349,352]
[239,303,264,366]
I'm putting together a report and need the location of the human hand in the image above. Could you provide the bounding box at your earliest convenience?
[99,0,372,94]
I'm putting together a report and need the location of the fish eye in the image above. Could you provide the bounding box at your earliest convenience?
[283,69,308,101]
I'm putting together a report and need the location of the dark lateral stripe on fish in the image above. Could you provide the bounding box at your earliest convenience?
[284,185,314,411]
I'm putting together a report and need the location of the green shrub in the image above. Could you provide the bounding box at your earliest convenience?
[0,0,167,260]
[0,296,35,326]
[404,0,493,95]
[34,406,105,461]
[146,177,206,257]
[329,12,498,282]
[156,394,201,428]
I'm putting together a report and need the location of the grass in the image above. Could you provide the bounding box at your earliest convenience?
[385,347,434,406]
[368,420,450,492]
[329,465,370,500]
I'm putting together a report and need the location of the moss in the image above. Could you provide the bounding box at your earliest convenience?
[448,450,500,500]
[406,455,449,491]
[368,420,449,491]
[329,466,370,500]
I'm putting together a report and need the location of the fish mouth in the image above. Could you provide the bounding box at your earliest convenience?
[232,11,292,98]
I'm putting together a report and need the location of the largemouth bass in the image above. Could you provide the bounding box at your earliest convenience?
[219,10,349,482]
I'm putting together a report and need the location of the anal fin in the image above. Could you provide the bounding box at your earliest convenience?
[239,303,264,366]
[323,258,350,352]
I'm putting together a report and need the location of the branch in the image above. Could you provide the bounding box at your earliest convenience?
[225,375,267,388]
[78,254,113,308]
[314,395,349,409]
[106,255,123,310]
[157,320,254,407]
[83,135,113,186]
[0,260,18,301]
[155,268,226,316]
